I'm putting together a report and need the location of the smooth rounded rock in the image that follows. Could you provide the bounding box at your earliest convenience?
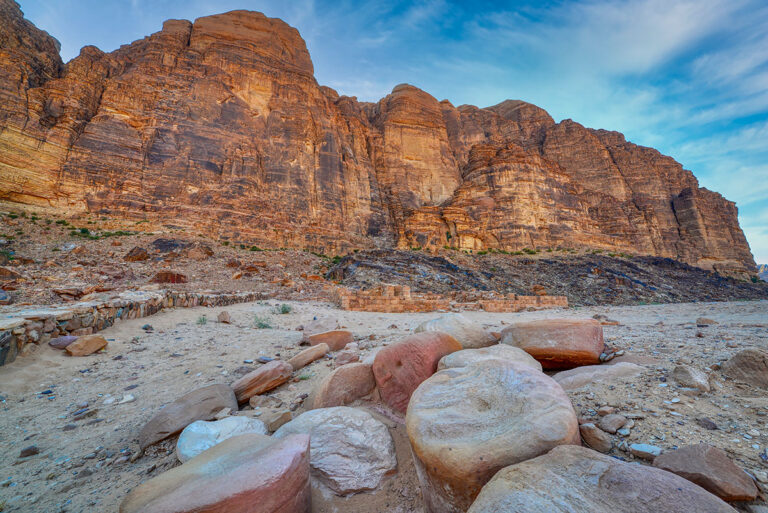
[415,313,496,349]
[372,332,462,413]
[438,344,542,372]
[406,360,579,512]
[501,319,604,369]
[579,423,612,453]
[139,384,238,450]
[467,445,736,513]
[176,416,268,463]
[273,406,396,495]
[120,433,311,513]
[312,363,376,409]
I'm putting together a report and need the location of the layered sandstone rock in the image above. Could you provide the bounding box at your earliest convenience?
[0,1,756,275]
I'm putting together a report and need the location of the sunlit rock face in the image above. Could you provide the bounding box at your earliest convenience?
[0,1,756,275]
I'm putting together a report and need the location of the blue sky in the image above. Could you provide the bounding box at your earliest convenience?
[18,0,768,263]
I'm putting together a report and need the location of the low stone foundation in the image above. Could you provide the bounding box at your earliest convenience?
[0,289,268,366]
[330,285,568,313]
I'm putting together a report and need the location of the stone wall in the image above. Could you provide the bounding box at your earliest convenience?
[0,289,268,366]
[330,285,568,313]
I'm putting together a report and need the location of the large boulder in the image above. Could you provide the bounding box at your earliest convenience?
[721,348,768,388]
[552,362,644,390]
[176,416,268,463]
[120,433,311,513]
[65,334,108,356]
[500,319,604,369]
[312,363,376,409]
[467,445,735,513]
[231,360,293,403]
[273,406,396,495]
[415,313,495,349]
[372,332,462,413]
[653,444,758,501]
[438,344,542,372]
[406,360,579,512]
[139,384,238,450]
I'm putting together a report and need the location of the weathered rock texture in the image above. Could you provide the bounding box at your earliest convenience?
[466,445,735,513]
[0,2,756,275]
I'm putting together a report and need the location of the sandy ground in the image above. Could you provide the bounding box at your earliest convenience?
[1,299,767,512]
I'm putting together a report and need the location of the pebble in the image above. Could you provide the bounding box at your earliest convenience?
[118,394,135,404]
[257,356,274,363]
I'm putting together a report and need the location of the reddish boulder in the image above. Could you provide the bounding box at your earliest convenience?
[150,271,188,284]
[501,319,604,369]
[312,363,376,409]
[306,330,353,351]
[120,433,311,513]
[231,360,293,403]
[653,444,758,501]
[139,384,238,450]
[372,332,462,412]
[65,335,107,356]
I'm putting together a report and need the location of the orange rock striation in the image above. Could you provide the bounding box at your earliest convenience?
[0,2,756,275]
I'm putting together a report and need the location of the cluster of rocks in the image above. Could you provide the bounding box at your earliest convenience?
[0,289,269,365]
[118,312,763,512]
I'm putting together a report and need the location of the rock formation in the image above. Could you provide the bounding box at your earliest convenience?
[0,1,756,275]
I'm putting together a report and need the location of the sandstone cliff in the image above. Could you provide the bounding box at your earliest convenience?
[0,1,756,275]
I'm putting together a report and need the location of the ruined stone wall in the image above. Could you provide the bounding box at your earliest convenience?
[331,285,568,313]
[0,289,268,366]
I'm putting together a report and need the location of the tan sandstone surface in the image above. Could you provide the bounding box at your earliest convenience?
[0,299,767,512]
[0,1,757,276]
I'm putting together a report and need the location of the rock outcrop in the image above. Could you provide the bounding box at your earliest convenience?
[0,1,756,275]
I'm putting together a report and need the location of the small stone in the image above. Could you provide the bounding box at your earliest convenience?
[257,356,274,364]
[118,394,135,404]
[214,407,231,420]
[217,311,231,324]
[696,317,718,327]
[49,336,78,349]
[617,427,631,437]
[597,406,615,416]
[580,423,612,453]
[334,350,359,367]
[599,414,628,434]
[261,409,292,432]
[629,443,663,460]
[19,445,39,458]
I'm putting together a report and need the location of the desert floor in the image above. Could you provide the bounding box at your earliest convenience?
[1,299,767,512]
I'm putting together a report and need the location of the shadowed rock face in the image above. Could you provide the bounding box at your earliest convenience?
[0,1,756,275]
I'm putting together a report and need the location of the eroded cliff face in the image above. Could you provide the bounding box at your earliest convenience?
[0,1,756,274]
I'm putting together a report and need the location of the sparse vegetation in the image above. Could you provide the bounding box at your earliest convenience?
[253,314,273,329]
[273,303,292,314]
[196,315,207,326]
